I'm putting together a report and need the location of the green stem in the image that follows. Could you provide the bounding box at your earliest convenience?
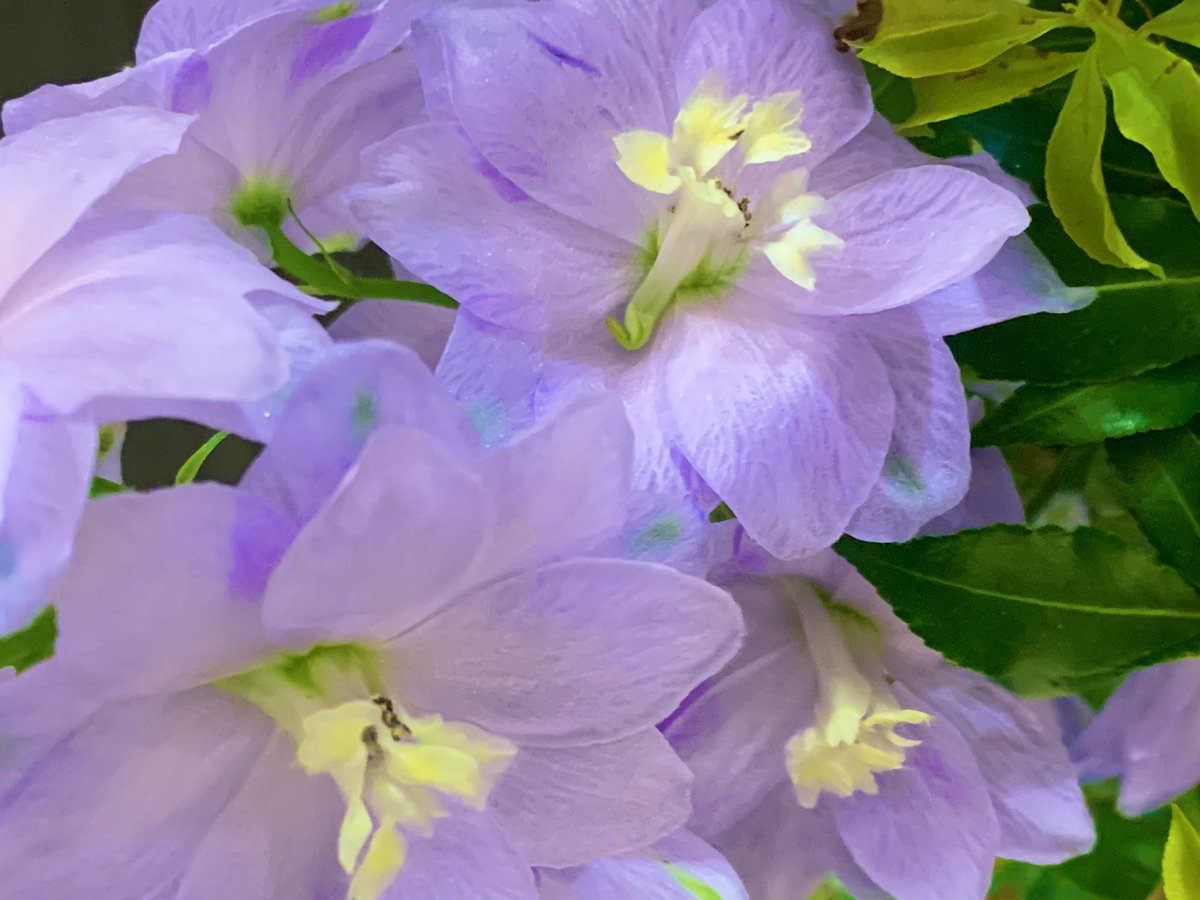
[263,223,458,310]
[1106,0,1123,13]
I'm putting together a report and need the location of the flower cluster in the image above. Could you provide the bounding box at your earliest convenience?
[0,0,1129,898]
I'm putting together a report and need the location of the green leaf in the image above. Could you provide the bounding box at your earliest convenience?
[664,864,722,900]
[1165,804,1200,900]
[174,430,230,486]
[972,355,1200,447]
[902,46,1083,128]
[862,60,916,124]
[1108,424,1200,589]
[1046,49,1164,275]
[1027,197,1200,287]
[948,276,1200,385]
[855,0,1073,78]
[1141,0,1200,49]
[835,526,1200,697]
[1095,25,1200,222]
[0,606,57,674]
[89,475,127,498]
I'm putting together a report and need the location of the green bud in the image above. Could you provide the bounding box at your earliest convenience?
[229,177,292,230]
[312,1,357,23]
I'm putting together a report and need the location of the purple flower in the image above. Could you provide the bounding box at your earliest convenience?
[662,546,1093,899]
[538,829,749,899]
[4,0,427,255]
[1073,659,1200,816]
[0,342,743,897]
[0,107,321,629]
[348,0,1082,560]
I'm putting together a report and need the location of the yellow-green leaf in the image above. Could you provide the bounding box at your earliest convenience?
[1141,0,1200,49]
[855,0,1074,78]
[1046,49,1164,276]
[903,46,1083,128]
[1163,805,1200,900]
[1095,26,1200,223]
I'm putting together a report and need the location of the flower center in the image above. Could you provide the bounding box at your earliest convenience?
[218,645,516,900]
[608,73,843,350]
[783,585,931,809]
[229,175,293,230]
[313,1,358,23]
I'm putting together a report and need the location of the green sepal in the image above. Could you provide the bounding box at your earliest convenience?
[0,606,57,674]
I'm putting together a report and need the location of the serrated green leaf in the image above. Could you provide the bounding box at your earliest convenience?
[665,864,722,900]
[1141,0,1200,48]
[1164,805,1200,899]
[1107,424,1200,589]
[902,46,1083,128]
[174,430,230,486]
[855,0,1073,78]
[835,526,1200,696]
[1047,49,1164,275]
[0,606,57,674]
[973,355,1200,447]
[948,275,1200,385]
[1095,25,1200,222]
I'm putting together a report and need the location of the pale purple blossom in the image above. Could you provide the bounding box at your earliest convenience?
[347,0,1088,560]
[4,0,427,255]
[662,543,1094,899]
[0,107,321,630]
[0,342,743,898]
[1073,659,1200,816]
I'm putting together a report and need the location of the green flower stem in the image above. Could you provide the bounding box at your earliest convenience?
[262,223,458,310]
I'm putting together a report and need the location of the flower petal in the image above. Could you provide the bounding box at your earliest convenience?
[1073,659,1200,816]
[660,312,894,559]
[389,808,538,899]
[393,557,743,745]
[352,122,630,334]
[833,686,1000,900]
[909,236,1095,336]
[910,664,1095,864]
[242,340,477,527]
[176,732,346,899]
[3,211,307,416]
[846,310,971,542]
[48,485,286,700]
[0,416,95,633]
[263,425,494,644]
[677,0,872,169]
[0,107,190,301]
[422,0,691,239]
[539,829,750,900]
[811,165,1030,315]
[329,299,455,371]
[490,729,692,867]
[0,686,272,897]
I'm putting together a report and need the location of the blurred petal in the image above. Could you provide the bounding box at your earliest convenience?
[329,299,456,370]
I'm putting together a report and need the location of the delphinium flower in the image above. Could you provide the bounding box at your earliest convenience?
[537,829,749,899]
[0,107,324,630]
[662,539,1094,899]
[0,341,743,898]
[4,0,427,256]
[348,0,1082,561]
[1072,659,1200,816]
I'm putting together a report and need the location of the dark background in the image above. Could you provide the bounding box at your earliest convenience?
[0,2,156,120]
[1,0,266,486]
